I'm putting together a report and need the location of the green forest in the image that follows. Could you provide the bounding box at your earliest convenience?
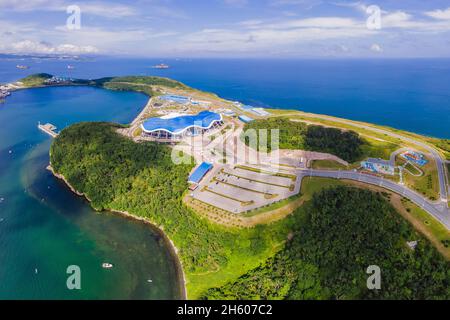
[19,74,187,97]
[20,73,53,86]
[50,122,290,298]
[203,187,450,300]
[95,76,188,96]
[50,123,449,299]
[243,118,364,162]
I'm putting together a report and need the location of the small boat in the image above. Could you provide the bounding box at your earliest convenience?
[152,63,170,69]
[102,263,113,269]
[16,65,29,69]
[67,65,75,69]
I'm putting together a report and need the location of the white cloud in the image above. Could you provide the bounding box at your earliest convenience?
[3,40,98,54]
[179,17,373,53]
[425,8,450,20]
[370,43,383,53]
[0,0,138,18]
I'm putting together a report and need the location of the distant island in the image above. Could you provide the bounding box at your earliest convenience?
[8,73,450,299]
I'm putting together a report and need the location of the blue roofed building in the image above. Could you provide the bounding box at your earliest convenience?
[159,94,191,104]
[361,158,395,175]
[400,151,428,167]
[141,111,223,140]
[188,162,213,184]
[238,115,254,123]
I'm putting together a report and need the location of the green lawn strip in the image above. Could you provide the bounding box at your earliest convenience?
[212,177,276,197]
[221,169,293,189]
[243,193,302,217]
[203,186,253,206]
[403,162,423,176]
[359,137,400,161]
[187,241,285,299]
[400,199,450,259]
[245,177,345,217]
[311,160,347,170]
[235,165,297,181]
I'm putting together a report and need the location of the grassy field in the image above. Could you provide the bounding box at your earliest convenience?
[234,165,297,181]
[447,163,450,183]
[360,137,400,161]
[20,73,53,87]
[311,160,347,170]
[403,162,423,176]
[243,194,302,217]
[187,177,346,298]
[402,160,440,201]
[399,198,450,259]
[187,240,284,299]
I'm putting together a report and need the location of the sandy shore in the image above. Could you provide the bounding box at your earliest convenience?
[47,165,188,300]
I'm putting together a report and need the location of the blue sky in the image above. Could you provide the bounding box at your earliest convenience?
[1,0,450,57]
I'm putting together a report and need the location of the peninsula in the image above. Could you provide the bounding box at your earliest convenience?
[9,73,450,299]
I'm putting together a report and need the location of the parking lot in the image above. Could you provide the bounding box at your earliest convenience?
[190,164,301,213]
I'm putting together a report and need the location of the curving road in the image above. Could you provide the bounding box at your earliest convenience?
[302,169,450,230]
[276,112,449,203]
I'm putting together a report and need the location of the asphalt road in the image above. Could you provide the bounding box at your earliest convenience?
[280,112,449,203]
[303,169,450,230]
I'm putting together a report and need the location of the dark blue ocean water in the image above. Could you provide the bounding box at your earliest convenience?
[1,57,449,138]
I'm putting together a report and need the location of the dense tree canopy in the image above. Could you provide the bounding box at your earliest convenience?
[50,123,288,296]
[51,123,449,300]
[243,118,364,162]
[203,187,450,300]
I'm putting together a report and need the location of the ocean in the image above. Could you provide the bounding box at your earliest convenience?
[1,57,449,138]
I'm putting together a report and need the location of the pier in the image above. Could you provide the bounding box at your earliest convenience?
[38,122,59,138]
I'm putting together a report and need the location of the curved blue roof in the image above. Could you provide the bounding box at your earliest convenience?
[141,111,222,134]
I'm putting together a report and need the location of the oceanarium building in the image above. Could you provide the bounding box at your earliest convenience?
[141,111,224,140]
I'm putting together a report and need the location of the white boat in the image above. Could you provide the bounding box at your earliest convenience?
[67,65,75,69]
[152,63,170,69]
[102,263,113,269]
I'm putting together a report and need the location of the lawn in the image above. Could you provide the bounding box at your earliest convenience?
[311,159,348,170]
[399,198,450,260]
[359,137,400,161]
[402,160,440,201]
[187,177,348,298]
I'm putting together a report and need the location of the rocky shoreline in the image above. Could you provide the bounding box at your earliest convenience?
[46,164,188,300]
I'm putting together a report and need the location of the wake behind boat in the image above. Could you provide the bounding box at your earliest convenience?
[152,63,170,69]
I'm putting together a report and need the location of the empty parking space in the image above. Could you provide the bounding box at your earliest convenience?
[190,164,302,213]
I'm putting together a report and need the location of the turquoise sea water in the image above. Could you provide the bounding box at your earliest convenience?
[0,86,182,299]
